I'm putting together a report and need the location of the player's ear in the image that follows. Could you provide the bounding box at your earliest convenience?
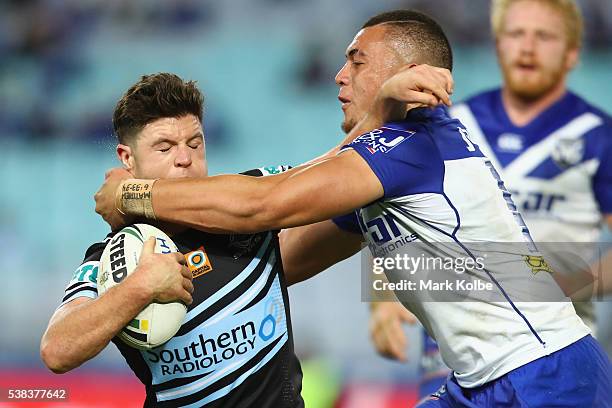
[565,47,580,71]
[116,144,135,171]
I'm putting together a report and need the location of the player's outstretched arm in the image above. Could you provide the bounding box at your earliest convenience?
[154,149,383,233]
[41,238,192,373]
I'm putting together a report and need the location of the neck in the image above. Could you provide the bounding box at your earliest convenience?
[501,80,567,127]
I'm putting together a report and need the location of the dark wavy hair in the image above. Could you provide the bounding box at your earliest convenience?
[113,73,204,145]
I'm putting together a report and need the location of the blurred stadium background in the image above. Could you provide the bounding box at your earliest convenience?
[1,0,611,406]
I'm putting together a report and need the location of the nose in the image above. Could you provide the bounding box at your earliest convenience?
[335,62,349,87]
[519,33,536,55]
[174,145,192,168]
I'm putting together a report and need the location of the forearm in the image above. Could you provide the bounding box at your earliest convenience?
[151,154,378,233]
[41,274,151,373]
[152,175,279,233]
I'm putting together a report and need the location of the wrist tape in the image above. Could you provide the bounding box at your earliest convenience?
[116,179,157,219]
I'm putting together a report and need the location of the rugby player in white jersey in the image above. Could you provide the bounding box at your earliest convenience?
[94,10,611,407]
[369,0,612,400]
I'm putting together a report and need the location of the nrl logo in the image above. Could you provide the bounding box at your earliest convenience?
[99,270,109,286]
[551,138,584,169]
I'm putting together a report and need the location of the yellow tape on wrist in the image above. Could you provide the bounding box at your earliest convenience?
[116,179,158,219]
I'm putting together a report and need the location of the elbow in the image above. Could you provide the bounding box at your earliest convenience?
[40,340,72,374]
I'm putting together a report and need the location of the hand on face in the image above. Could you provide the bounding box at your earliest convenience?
[94,167,133,231]
[377,64,454,119]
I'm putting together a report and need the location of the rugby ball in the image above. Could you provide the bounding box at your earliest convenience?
[97,224,187,349]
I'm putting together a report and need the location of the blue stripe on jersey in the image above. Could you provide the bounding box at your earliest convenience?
[177,333,289,407]
[153,287,288,401]
[146,251,280,385]
[184,232,272,323]
[525,156,571,179]
[60,288,97,306]
[201,251,277,329]
[389,200,546,346]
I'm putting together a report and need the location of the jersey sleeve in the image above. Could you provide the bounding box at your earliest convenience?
[339,124,443,198]
[241,165,292,177]
[331,211,362,234]
[59,238,109,307]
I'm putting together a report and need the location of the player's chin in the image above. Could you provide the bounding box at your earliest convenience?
[508,76,551,100]
[341,116,358,134]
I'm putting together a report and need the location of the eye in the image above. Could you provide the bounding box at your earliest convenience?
[506,29,523,39]
[157,144,172,152]
[188,141,201,149]
[537,31,556,41]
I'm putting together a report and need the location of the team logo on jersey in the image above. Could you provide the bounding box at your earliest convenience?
[185,247,213,278]
[552,137,584,168]
[352,127,414,154]
[497,133,523,152]
[523,255,554,275]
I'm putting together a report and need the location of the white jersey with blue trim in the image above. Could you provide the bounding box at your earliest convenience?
[450,89,612,243]
[334,107,590,387]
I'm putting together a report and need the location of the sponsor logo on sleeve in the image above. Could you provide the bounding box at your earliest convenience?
[352,127,414,154]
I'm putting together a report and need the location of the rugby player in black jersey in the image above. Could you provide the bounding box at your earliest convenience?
[40,73,307,407]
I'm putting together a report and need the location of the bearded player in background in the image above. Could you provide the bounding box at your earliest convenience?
[369,0,612,400]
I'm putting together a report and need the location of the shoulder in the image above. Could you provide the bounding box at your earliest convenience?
[60,233,112,306]
[342,122,445,197]
[566,92,612,155]
[566,91,612,123]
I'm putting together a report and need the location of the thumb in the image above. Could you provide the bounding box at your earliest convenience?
[399,306,418,324]
[140,236,156,256]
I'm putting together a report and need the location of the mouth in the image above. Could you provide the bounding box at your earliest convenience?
[515,62,539,72]
[338,96,351,111]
